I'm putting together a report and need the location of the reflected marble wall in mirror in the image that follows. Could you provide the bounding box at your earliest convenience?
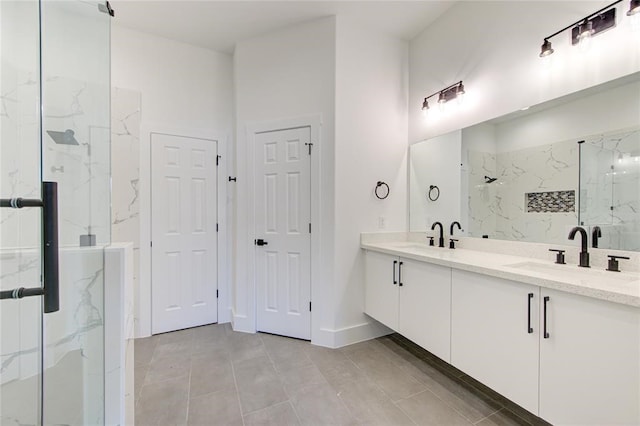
[409,72,640,251]
[580,128,640,251]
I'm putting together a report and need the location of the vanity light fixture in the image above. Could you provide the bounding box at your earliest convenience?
[539,0,631,58]
[421,81,465,115]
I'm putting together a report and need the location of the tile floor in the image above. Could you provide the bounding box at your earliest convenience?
[134,324,548,426]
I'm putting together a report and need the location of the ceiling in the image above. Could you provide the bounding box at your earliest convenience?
[110,1,457,54]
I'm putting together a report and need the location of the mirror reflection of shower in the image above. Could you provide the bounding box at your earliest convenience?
[47,128,96,246]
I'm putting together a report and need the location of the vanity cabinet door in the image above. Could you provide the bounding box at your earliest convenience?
[364,250,399,330]
[398,258,451,362]
[539,288,640,426]
[451,270,540,415]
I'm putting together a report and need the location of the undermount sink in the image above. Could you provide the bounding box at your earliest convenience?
[505,261,639,283]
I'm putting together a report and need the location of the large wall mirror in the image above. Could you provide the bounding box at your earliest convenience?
[409,72,640,251]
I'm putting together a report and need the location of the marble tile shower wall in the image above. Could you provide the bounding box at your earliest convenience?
[111,87,141,313]
[0,248,105,425]
[467,150,497,238]
[1,70,41,249]
[467,140,578,245]
[581,128,640,251]
[42,76,111,247]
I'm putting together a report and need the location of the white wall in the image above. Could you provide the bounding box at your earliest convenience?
[495,78,640,153]
[233,17,337,343]
[409,130,462,232]
[409,1,640,144]
[333,17,408,341]
[111,26,234,336]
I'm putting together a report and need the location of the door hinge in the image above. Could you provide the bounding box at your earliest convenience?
[216,289,219,298]
[309,301,312,312]
[216,223,219,232]
[216,155,221,166]
[305,142,313,155]
[150,241,152,247]
[308,223,311,234]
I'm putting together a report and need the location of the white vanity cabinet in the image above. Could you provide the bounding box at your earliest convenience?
[364,251,451,361]
[398,258,451,362]
[450,269,540,414]
[364,250,400,330]
[538,288,640,426]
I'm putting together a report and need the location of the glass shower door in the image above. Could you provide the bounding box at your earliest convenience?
[1,1,111,425]
[0,1,46,425]
[40,1,111,424]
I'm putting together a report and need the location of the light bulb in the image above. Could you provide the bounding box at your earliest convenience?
[456,84,465,105]
[578,21,594,52]
[438,92,446,112]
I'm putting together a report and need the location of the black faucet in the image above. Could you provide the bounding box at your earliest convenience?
[592,226,602,248]
[431,222,445,248]
[568,226,590,268]
[449,221,462,249]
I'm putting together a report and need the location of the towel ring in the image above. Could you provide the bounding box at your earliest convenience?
[375,181,390,200]
[428,185,440,201]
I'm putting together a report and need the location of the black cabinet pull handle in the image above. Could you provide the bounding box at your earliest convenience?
[393,260,397,285]
[398,261,403,287]
[543,296,550,339]
[527,293,534,334]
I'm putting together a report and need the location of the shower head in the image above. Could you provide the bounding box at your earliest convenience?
[47,129,79,146]
[484,176,497,183]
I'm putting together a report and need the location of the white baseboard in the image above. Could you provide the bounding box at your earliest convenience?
[231,310,255,334]
[312,320,393,349]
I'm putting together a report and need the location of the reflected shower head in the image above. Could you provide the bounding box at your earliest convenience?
[47,129,79,146]
[484,176,497,183]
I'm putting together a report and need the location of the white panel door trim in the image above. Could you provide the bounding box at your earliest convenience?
[244,115,322,339]
[150,131,224,334]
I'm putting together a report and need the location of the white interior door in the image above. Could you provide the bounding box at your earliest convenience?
[151,133,218,334]
[255,126,311,340]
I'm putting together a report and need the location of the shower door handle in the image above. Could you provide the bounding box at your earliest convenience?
[0,182,60,313]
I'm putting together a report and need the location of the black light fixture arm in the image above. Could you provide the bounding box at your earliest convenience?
[423,80,463,102]
[543,0,623,41]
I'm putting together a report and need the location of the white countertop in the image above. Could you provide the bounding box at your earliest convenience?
[361,240,640,308]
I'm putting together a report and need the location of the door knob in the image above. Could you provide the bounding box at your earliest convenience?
[255,239,268,246]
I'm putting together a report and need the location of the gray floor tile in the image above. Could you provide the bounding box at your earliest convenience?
[153,340,193,359]
[396,390,473,426]
[134,328,546,426]
[337,378,415,425]
[234,355,288,414]
[279,363,328,397]
[422,372,502,423]
[136,375,189,425]
[134,363,147,399]
[262,334,314,372]
[134,335,159,366]
[305,345,351,371]
[187,389,243,426]
[157,328,194,345]
[289,382,357,425]
[190,355,235,397]
[243,401,300,426]
[349,349,426,401]
[144,353,191,384]
[228,332,268,363]
[319,359,369,391]
[476,408,531,426]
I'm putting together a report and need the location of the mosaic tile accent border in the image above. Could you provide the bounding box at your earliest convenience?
[526,190,575,213]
